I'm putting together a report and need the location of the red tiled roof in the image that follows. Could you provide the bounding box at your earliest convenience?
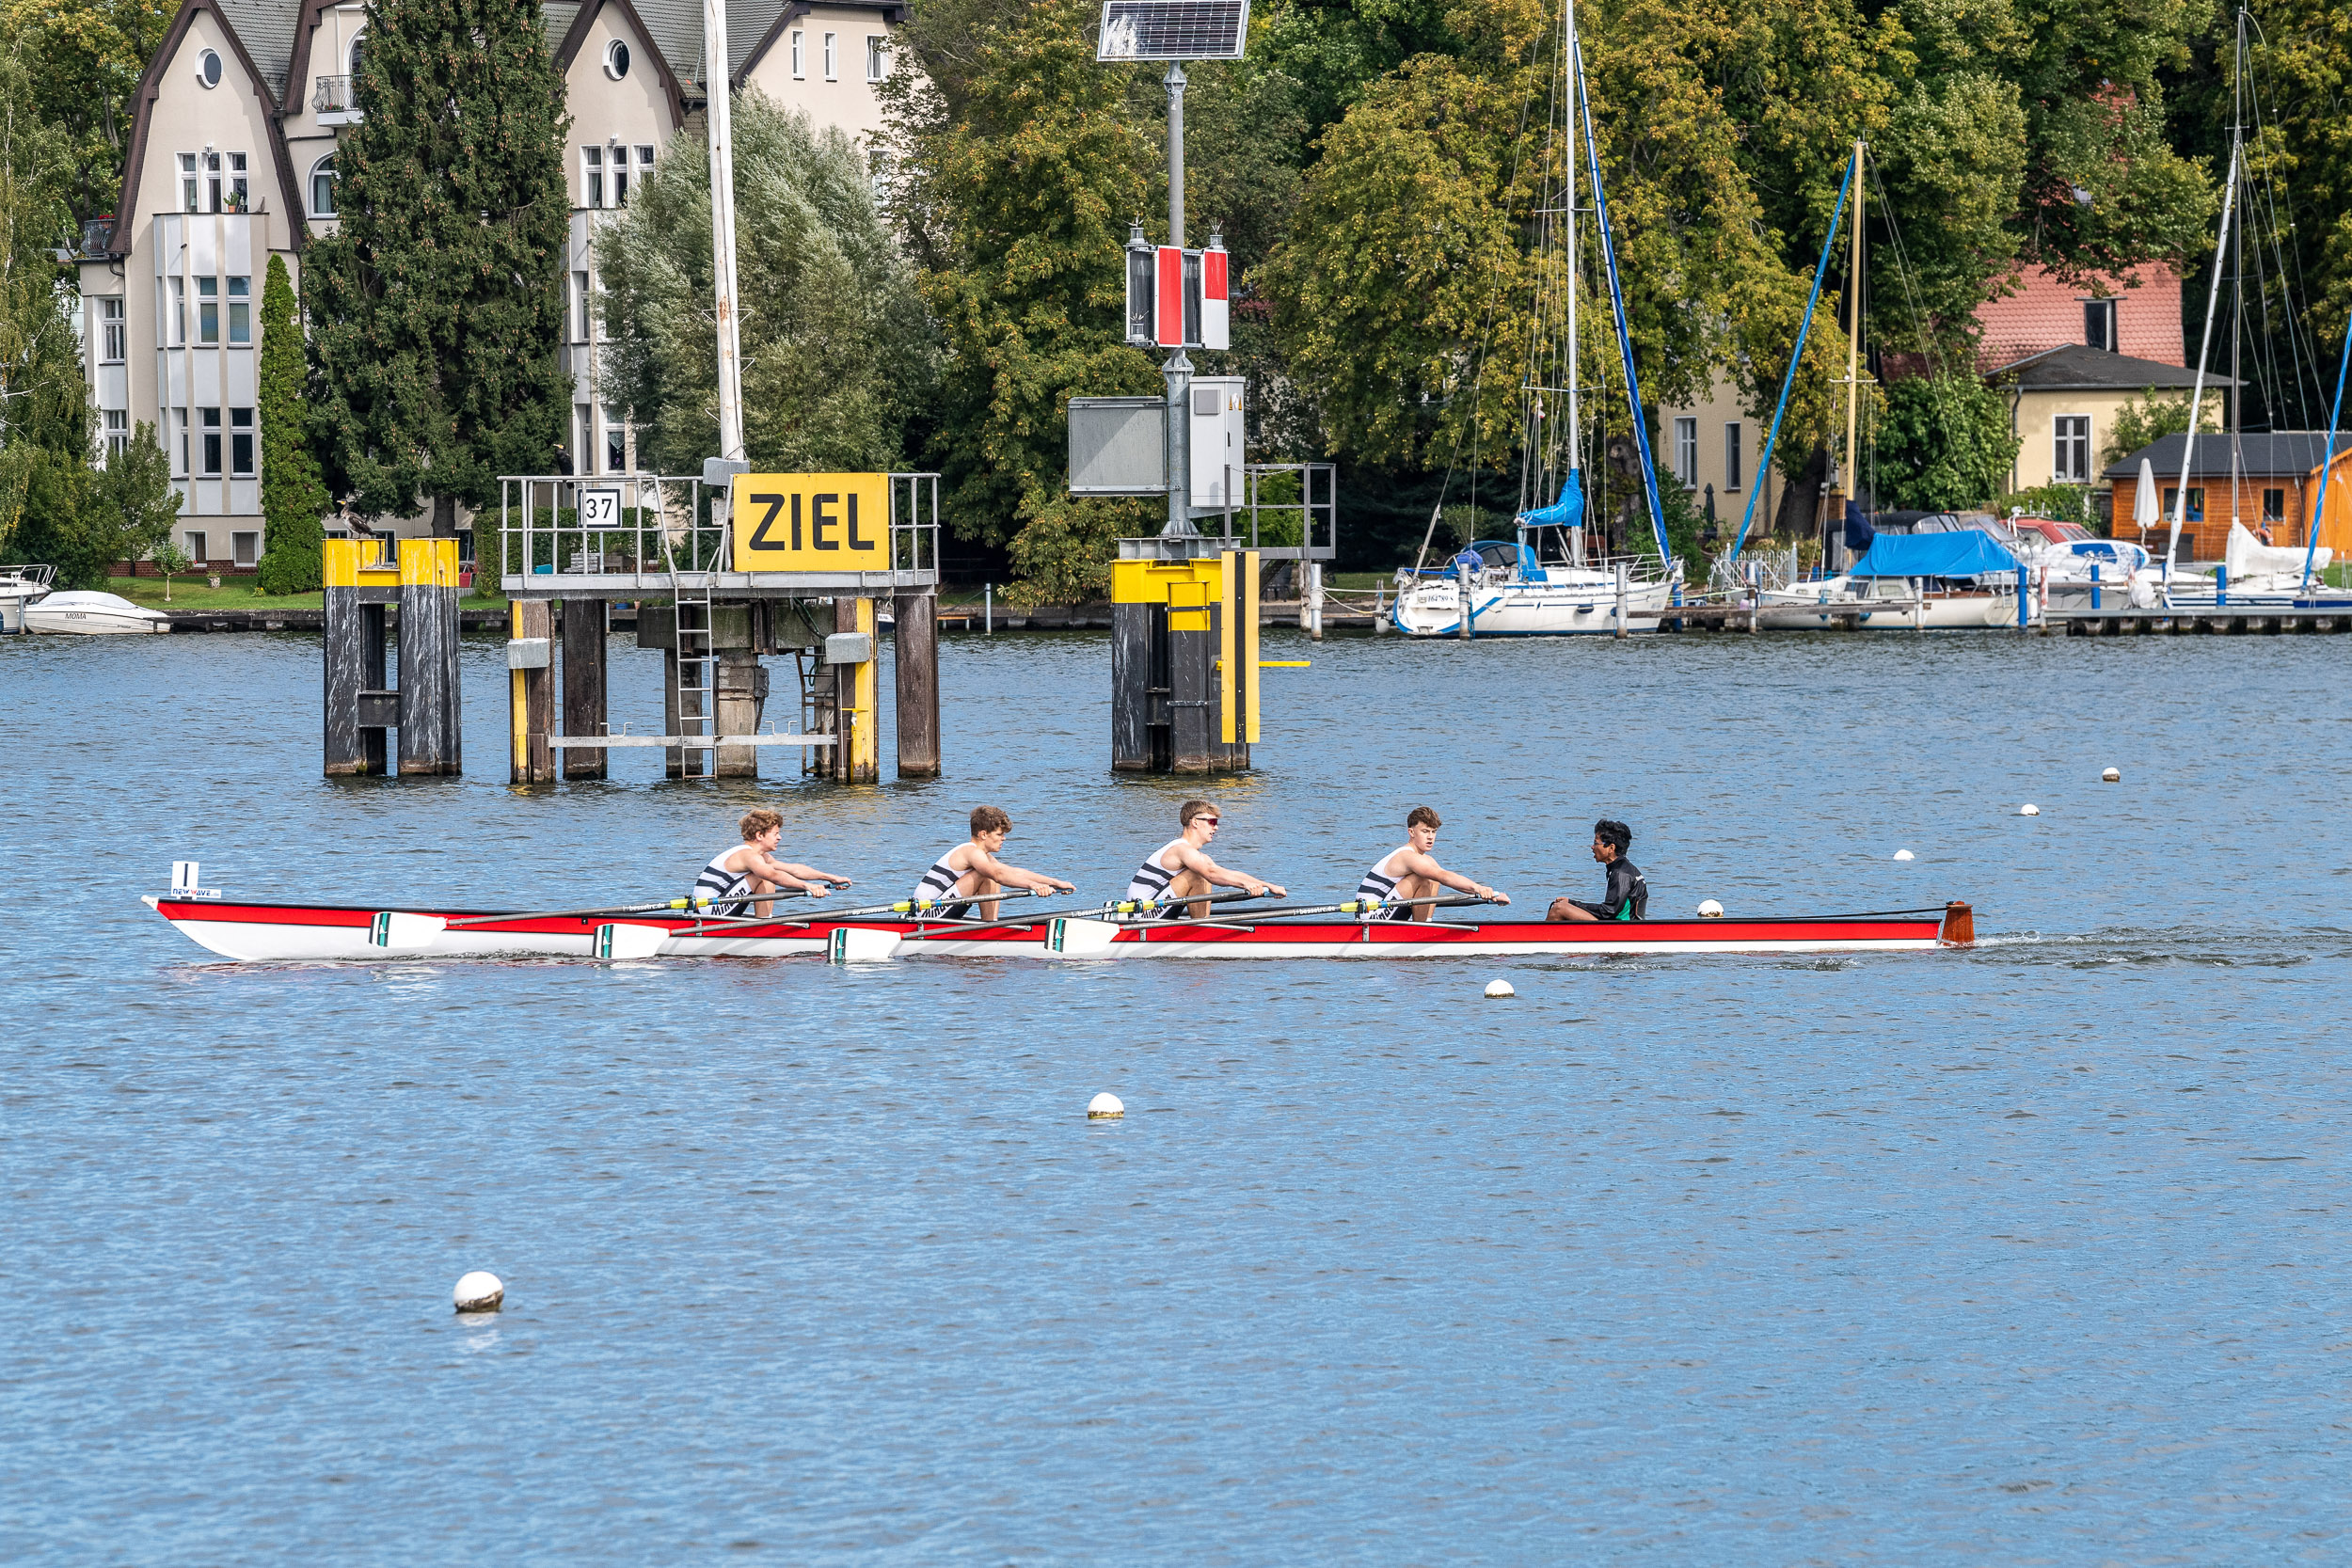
[1975,264,2184,372]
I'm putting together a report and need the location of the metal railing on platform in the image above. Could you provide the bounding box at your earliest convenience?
[494,473,940,594]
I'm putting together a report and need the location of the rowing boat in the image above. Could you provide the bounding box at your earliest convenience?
[143,895,1976,963]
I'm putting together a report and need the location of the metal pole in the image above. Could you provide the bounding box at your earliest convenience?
[705,0,745,466]
[984,581,993,634]
[1164,63,1192,539]
[1457,558,1472,641]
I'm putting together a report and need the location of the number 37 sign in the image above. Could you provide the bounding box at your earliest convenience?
[728,474,890,572]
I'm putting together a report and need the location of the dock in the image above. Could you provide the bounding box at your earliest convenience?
[2055,607,2352,635]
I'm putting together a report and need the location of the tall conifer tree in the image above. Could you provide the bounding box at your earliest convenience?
[305,0,569,538]
[256,255,330,593]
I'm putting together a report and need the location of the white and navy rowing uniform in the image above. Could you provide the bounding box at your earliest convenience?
[1123,838,1191,916]
[913,849,979,918]
[691,848,757,915]
[1357,848,1412,920]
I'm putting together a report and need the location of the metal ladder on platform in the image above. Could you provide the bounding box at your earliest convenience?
[665,535,718,778]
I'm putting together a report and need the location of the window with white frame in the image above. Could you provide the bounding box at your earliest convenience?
[228,276,251,344]
[187,531,209,562]
[310,155,338,216]
[574,271,591,341]
[1724,421,1742,491]
[867,36,888,81]
[233,531,260,566]
[224,152,247,212]
[637,144,655,180]
[197,277,219,343]
[575,405,594,472]
[582,146,603,207]
[168,277,186,345]
[199,407,223,475]
[2082,298,2117,353]
[1673,417,1698,487]
[2263,486,2286,522]
[612,145,629,206]
[791,30,803,77]
[181,153,200,212]
[103,409,129,463]
[603,406,626,473]
[230,408,255,476]
[173,408,189,475]
[99,297,126,362]
[823,33,837,80]
[2053,415,2090,483]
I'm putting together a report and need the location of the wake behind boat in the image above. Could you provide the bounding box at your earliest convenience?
[144,891,1976,963]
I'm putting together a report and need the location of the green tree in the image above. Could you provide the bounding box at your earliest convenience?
[305,0,570,538]
[2102,384,2219,467]
[255,255,329,593]
[1872,372,2019,509]
[0,51,107,585]
[95,419,181,558]
[882,0,1162,603]
[0,0,173,228]
[601,92,934,478]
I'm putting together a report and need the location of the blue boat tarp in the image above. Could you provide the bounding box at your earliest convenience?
[1850,530,2022,578]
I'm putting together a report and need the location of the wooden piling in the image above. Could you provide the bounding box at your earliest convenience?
[323,538,391,777]
[894,591,941,778]
[394,539,463,775]
[715,648,764,777]
[834,596,880,783]
[510,597,555,784]
[560,599,605,780]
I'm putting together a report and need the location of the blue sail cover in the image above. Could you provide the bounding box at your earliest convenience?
[1518,472,1585,531]
[1849,530,2023,578]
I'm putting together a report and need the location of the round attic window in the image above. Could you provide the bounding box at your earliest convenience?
[197,48,223,88]
[604,40,630,80]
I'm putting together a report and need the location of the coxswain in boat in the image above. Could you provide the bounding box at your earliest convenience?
[692,807,852,918]
[1547,818,1647,923]
[1358,806,1508,921]
[912,805,1076,920]
[1123,800,1287,919]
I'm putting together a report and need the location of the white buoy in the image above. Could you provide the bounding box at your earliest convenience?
[2020,803,2041,816]
[1087,1092,1124,1119]
[1695,899,1724,918]
[453,1270,503,1313]
[2102,767,2121,783]
[1893,849,1915,862]
[1484,978,1516,997]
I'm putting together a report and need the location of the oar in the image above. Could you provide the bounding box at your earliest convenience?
[440,892,806,930]
[1145,893,1494,929]
[890,895,1104,944]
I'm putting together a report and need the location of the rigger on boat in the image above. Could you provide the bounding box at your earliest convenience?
[143,803,1979,966]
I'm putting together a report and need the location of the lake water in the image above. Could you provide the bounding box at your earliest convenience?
[3,623,2347,1563]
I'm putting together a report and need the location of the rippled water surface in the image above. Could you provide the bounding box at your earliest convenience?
[4,624,2348,1563]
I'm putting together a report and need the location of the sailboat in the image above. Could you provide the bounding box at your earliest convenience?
[1389,0,1680,637]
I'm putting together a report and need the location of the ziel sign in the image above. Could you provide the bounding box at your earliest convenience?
[729,474,890,572]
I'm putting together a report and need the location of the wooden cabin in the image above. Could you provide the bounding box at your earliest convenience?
[2104,433,2352,563]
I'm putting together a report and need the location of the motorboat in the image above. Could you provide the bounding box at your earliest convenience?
[1756,529,2022,629]
[1391,537,1679,636]
[23,590,172,635]
[2007,522,2163,610]
[1,564,55,633]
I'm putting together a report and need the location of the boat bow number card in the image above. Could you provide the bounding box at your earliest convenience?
[729,474,890,572]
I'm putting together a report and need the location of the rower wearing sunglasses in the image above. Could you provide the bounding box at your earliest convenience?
[1123,800,1286,919]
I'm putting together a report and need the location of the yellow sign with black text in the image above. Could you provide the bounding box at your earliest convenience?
[729,473,891,572]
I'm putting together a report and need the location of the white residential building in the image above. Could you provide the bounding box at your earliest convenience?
[76,0,908,571]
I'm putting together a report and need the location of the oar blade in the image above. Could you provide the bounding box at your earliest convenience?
[828,927,902,964]
[368,911,447,951]
[1045,917,1122,958]
[594,922,670,959]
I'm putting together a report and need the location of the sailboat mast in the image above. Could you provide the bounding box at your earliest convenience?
[1842,139,1864,526]
[2229,5,2245,535]
[1563,0,1580,478]
[2168,140,2239,579]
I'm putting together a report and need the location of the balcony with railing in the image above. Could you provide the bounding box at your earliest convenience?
[312,75,358,123]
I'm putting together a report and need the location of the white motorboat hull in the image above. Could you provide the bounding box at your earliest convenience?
[23,591,171,635]
[1756,580,2014,630]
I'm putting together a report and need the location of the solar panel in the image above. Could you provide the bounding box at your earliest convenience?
[1096,0,1249,61]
